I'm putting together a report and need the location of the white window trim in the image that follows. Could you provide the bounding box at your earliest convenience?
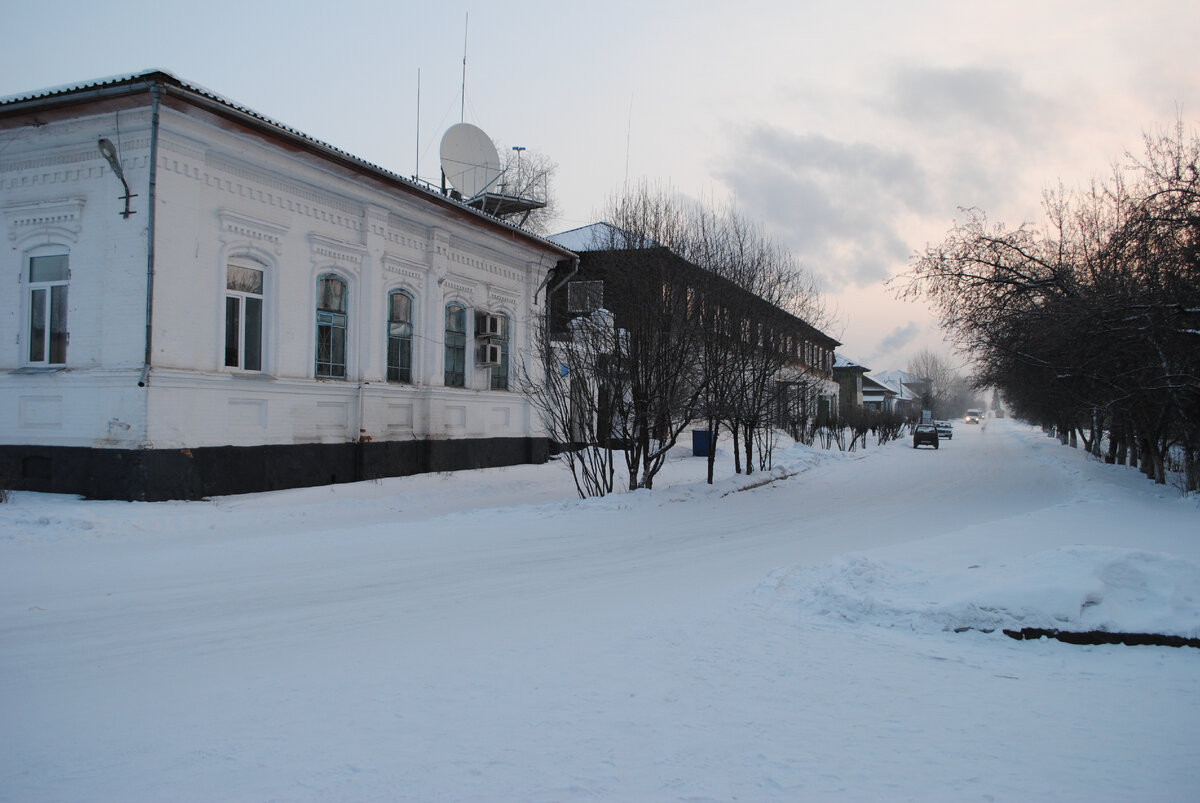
[23,248,70,367]
[224,256,267,374]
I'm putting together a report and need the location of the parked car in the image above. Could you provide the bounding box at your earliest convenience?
[934,420,953,440]
[913,424,940,449]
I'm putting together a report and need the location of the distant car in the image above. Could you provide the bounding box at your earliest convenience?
[934,420,953,440]
[965,409,982,424]
[913,424,940,449]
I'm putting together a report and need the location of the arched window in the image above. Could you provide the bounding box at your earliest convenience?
[224,257,264,371]
[27,252,69,365]
[490,313,510,390]
[387,290,413,383]
[316,275,348,378]
[444,303,466,387]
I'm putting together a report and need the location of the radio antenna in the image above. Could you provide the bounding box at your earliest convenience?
[415,68,421,179]
[460,13,468,122]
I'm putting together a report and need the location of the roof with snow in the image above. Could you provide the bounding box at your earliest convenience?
[549,222,661,252]
[834,354,870,372]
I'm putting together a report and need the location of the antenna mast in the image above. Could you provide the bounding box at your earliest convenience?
[415,68,421,180]
[460,12,468,123]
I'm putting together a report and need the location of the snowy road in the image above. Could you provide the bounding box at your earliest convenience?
[2,420,1198,801]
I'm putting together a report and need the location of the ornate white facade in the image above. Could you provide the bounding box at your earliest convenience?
[0,71,573,499]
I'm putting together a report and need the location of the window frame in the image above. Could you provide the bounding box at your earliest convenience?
[25,251,70,366]
[489,312,510,391]
[224,257,265,372]
[567,280,604,314]
[315,274,349,379]
[444,302,467,388]
[386,288,415,384]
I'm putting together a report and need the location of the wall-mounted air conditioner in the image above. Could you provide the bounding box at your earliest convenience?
[477,341,503,366]
[476,312,503,338]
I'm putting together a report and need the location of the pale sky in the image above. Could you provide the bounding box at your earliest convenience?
[3,1,1197,373]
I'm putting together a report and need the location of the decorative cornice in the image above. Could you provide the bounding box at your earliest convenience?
[381,253,425,283]
[487,287,520,310]
[309,232,366,271]
[3,196,86,244]
[442,277,475,301]
[217,208,288,254]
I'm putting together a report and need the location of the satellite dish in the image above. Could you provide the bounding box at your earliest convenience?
[440,123,502,199]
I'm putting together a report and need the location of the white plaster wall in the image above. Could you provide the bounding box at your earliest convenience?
[2,94,557,451]
[142,105,555,449]
[1,109,153,447]
[8,96,557,450]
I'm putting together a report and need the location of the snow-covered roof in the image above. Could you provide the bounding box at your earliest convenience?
[861,374,896,395]
[834,354,870,371]
[548,222,660,252]
[871,370,923,400]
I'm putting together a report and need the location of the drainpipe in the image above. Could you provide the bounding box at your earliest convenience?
[138,82,162,388]
[541,256,578,302]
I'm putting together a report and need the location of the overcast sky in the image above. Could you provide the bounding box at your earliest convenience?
[3,1,1197,372]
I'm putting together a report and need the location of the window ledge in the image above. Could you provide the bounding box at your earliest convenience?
[229,371,275,382]
[11,366,66,375]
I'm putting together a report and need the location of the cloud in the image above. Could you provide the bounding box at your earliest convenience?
[874,64,1062,212]
[876,321,921,357]
[881,65,1042,132]
[714,126,927,290]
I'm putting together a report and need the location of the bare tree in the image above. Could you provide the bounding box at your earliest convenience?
[516,308,618,499]
[685,203,835,478]
[595,182,707,491]
[896,121,1200,491]
[494,145,559,235]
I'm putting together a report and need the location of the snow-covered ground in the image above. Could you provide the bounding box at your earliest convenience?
[1,419,1198,801]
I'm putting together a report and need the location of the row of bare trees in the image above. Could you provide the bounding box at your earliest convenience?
[905,349,984,420]
[899,123,1200,492]
[520,184,836,498]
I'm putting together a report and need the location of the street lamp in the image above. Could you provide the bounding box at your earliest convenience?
[512,145,525,182]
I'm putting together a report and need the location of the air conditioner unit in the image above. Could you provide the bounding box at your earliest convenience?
[477,341,503,366]
[476,312,503,338]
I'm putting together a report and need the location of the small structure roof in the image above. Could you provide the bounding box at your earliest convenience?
[834,353,870,372]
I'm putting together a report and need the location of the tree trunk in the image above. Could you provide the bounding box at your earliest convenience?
[705,420,718,485]
[742,422,754,476]
[731,423,742,475]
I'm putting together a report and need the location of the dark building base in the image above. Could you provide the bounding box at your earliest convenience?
[0,437,551,501]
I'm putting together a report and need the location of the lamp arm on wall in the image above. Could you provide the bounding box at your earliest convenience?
[98,138,137,219]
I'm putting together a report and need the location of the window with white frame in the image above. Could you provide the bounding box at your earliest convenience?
[387,290,413,383]
[26,253,69,365]
[316,275,348,378]
[490,313,510,390]
[224,258,264,371]
[444,303,466,387]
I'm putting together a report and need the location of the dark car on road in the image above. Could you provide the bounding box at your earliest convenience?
[913,424,940,449]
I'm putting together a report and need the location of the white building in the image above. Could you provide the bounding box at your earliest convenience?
[0,71,574,499]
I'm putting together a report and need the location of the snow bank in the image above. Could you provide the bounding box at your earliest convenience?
[762,546,1200,639]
